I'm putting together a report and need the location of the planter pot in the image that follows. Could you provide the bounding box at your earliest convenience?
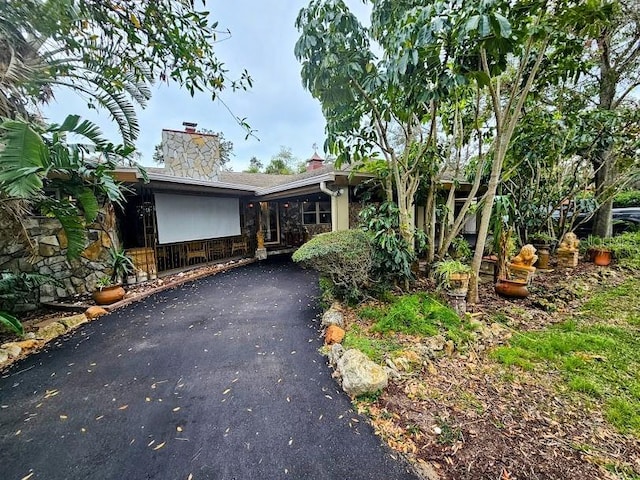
[593,250,612,266]
[533,244,551,270]
[495,279,529,298]
[448,273,470,296]
[92,285,125,305]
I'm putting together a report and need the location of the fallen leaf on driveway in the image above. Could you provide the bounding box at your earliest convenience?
[153,441,166,450]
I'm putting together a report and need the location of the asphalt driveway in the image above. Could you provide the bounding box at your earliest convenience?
[0,257,418,480]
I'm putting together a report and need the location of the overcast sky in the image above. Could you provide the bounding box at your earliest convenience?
[41,1,370,172]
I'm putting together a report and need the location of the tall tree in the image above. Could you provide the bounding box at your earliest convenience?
[0,0,253,144]
[264,146,303,175]
[575,0,640,237]
[245,156,263,173]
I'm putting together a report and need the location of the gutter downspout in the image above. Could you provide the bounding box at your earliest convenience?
[320,181,347,232]
[320,180,344,197]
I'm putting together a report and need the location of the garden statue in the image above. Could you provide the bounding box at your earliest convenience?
[558,232,580,267]
[558,232,580,252]
[510,244,538,268]
[507,244,537,284]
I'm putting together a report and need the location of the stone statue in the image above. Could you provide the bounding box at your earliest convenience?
[558,232,580,252]
[510,244,538,268]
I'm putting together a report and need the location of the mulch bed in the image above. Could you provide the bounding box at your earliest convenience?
[356,262,639,480]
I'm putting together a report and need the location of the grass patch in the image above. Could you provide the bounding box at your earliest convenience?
[359,293,474,344]
[493,278,640,436]
[342,324,401,364]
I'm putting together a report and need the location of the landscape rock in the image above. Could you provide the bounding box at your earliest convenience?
[391,350,422,372]
[36,322,66,341]
[0,349,8,363]
[337,349,388,397]
[60,314,88,329]
[1,343,22,357]
[324,325,346,345]
[424,334,446,352]
[85,306,108,319]
[321,308,345,328]
[327,343,345,366]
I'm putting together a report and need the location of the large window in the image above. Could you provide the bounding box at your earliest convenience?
[302,201,331,225]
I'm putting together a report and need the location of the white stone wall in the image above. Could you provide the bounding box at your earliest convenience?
[162,130,221,181]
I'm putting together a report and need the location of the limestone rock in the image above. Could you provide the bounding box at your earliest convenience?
[40,235,59,246]
[0,349,8,363]
[0,343,21,357]
[60,314,88,329]
[321,308,345,328]
[392,350,422,372]
[324,325,345,345]
[11,339,38,349]
[327,343,345,366]
[36,322,66,341]
[337,349,388,397]
[85,306,108,319]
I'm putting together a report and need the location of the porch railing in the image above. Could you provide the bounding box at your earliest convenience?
[156,235,253,272]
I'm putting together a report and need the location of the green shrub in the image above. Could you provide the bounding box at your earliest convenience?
[293,229,373,302]
[605,232,640,268]
[613,190,640,208]
[359,201,415,285]
[0,271,55,336]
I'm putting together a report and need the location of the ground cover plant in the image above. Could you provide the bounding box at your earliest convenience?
[338,257,640,479]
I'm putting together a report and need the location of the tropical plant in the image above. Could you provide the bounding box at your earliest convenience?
[1,0,253,143]
[0,115,143,258]
[95,276,114,291]
[0,271,55,336]
[433,260,472,290]
[359,202,415,285]
[107,247,135,284]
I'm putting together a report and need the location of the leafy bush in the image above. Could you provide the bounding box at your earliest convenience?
[0,271,55,336]
[606,232,640,269]
[293,229,373,302]
[613,190,640,208]
[359,201,415,285]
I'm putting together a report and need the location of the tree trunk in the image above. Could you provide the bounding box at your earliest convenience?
[592,31,617,238]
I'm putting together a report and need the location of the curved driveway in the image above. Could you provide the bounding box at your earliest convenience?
[0,258,417,480]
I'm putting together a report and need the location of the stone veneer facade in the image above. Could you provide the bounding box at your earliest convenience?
[162,129,221,181]
[0,207,118,309]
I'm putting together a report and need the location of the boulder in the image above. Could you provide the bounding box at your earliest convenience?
[321,308,345,328]
[324,325,345,345]
[0,343,22,358]
[327,343,345,366]
[60,314,88,329]
[36,322,66,341]
[85,306,108,319]
[0,349,8,363]
[337,349,388,397]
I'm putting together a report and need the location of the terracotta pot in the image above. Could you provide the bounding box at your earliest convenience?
[593,249,612,266]
[495,279,529,298]
[92,285,125,305]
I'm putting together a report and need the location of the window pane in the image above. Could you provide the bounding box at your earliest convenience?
[302,202,316,213]
[318,201,331,213]
[303,213,316,224]
[319,212,331,224]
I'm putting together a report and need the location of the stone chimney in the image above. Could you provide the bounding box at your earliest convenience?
[162,125,221,181]
[183,121,197,133]
[306,152,324,171]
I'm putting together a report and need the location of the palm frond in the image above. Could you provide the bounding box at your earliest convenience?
[0,119,48,198]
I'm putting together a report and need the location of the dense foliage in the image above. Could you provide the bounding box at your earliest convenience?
[1,0,252,143]
[292,229,373,302]
[0,271,54,336]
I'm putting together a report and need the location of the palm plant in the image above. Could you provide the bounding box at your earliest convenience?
[0,271,54,336]
[0,114,143,258]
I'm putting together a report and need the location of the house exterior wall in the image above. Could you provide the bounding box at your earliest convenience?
[162,130,221,181]
[0,207,118,309]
